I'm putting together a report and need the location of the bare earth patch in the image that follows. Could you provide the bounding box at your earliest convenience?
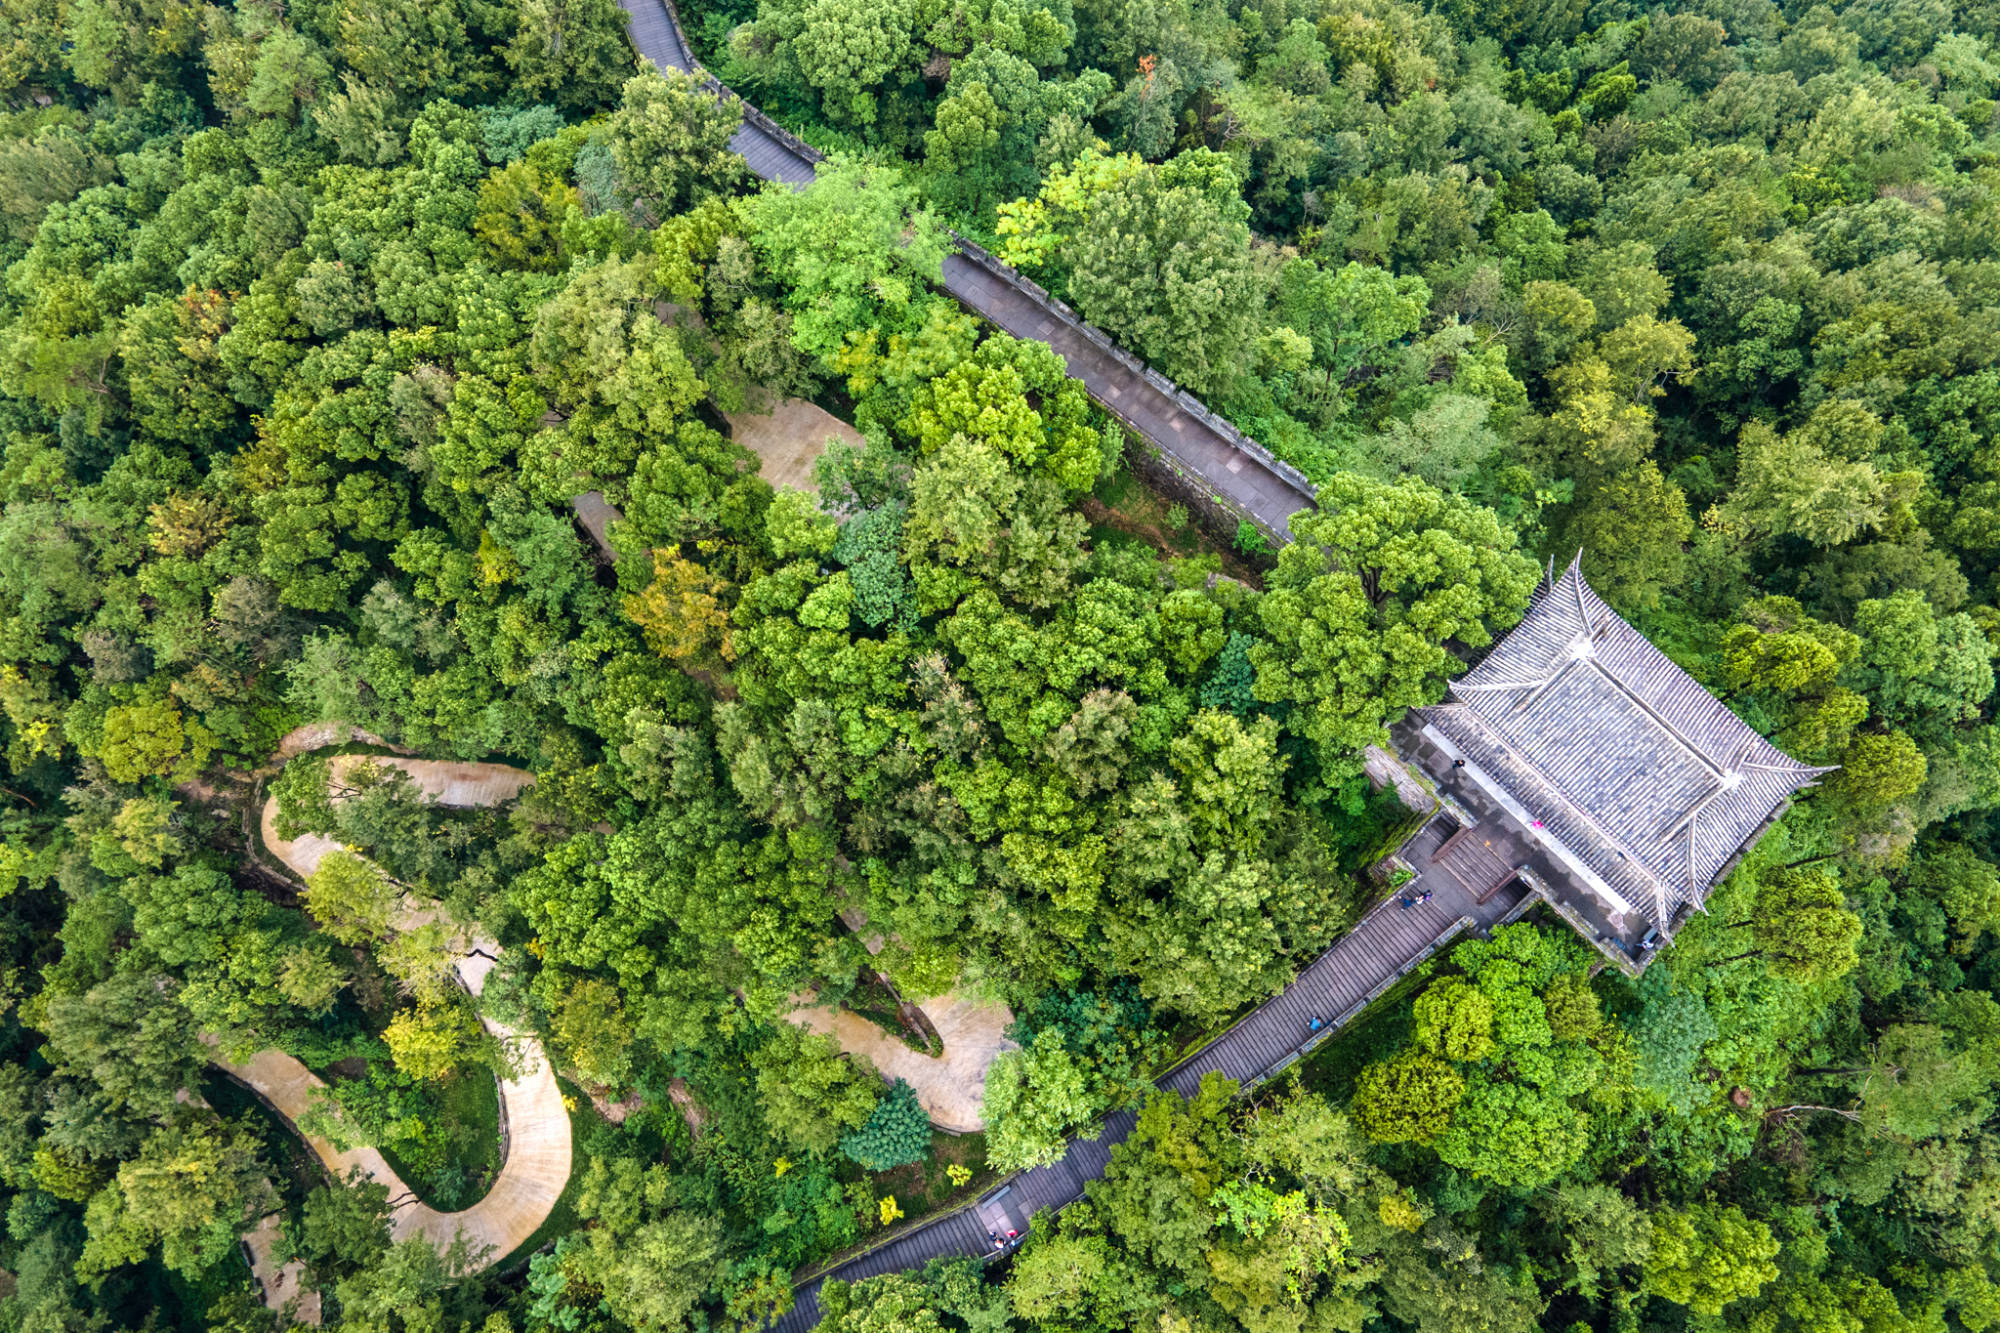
[588,1088,646,1125]
[241,1212,320,1326]
[666,1078,708,1136]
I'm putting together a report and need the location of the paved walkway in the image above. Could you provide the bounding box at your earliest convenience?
[787,992,1016,1132]
[241,1213,320,1325]
[227,755,569,1315]
[728,399,862,494]
[936,255,1311,535]
[616,0,1317,540]
[770,870,1532,1331]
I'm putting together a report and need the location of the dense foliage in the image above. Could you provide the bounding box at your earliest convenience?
[0,0,1997,1327]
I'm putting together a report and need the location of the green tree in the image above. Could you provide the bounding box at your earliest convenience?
[1643,1204,1780,1317]
[1351,1050,1465,1144]
[299,1170,393,1286]
[381,998,488,1082]
[1274,258,1431,422]
[550,976,636,1089]
[745,158,948,372]
[97,695,211,783]
[819,1273,949,1333]
[1250,474,1538,776]
[982,1029,1096,1171]
[527,256,709,502]
[504,0,634,112]
[38,968,204,1119]
[1412,977,1495,1062]
[1166,710,1286,855]
[1847,591,1996,741]
[1714,418,1909,548]
[78,1117,272,1281]
[581,1211,728,1331]
[1089,1073,1238,1283]
[1557,461,1692,612]
[304,850,398,947]
[840,1078,931,1171]
[1067,160,1261,395]
[752,1024,883,1156]
[605,69,747,224]
[1907,842,2000,952]
[1830,730,1927,811]
[474,160,580,272]
[768,0,921,127]
[1728,865,1863,983]
[924,54,1107,217]
[1722,597,1861,698]
[1539,1183,1653,1299]
[333,1236,463,1331]
[1008,1218,1163,1330]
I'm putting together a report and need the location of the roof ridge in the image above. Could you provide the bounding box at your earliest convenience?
[1556,561,1822,778]
[1429,558,1830,927]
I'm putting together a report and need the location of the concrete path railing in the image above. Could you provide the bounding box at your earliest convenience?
[222,755,571,1321]
[616,0,1318,540]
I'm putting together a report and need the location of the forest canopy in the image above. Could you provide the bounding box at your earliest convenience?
[0,0,1996,1328]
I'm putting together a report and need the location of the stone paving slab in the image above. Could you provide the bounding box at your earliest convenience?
[570,491,623,561]
[727,399,863,494]
[241,1212,321,1326]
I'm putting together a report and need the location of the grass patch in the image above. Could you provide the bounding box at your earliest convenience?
[373,1068,502,1211]
[870,1130,996,1217]
[1083,467,1265,586]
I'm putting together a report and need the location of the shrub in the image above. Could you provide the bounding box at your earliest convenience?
[839,1079,931,1171]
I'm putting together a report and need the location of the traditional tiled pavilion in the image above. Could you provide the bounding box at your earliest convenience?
[1387,557,1833,973]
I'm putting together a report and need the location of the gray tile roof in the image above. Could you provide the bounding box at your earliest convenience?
[1417,556,1831,927]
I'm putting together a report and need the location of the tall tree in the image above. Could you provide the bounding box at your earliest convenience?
[1250,473,1538,777]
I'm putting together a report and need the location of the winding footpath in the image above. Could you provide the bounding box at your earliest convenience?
[223,754,571,1319]
[619,0,1319,540]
